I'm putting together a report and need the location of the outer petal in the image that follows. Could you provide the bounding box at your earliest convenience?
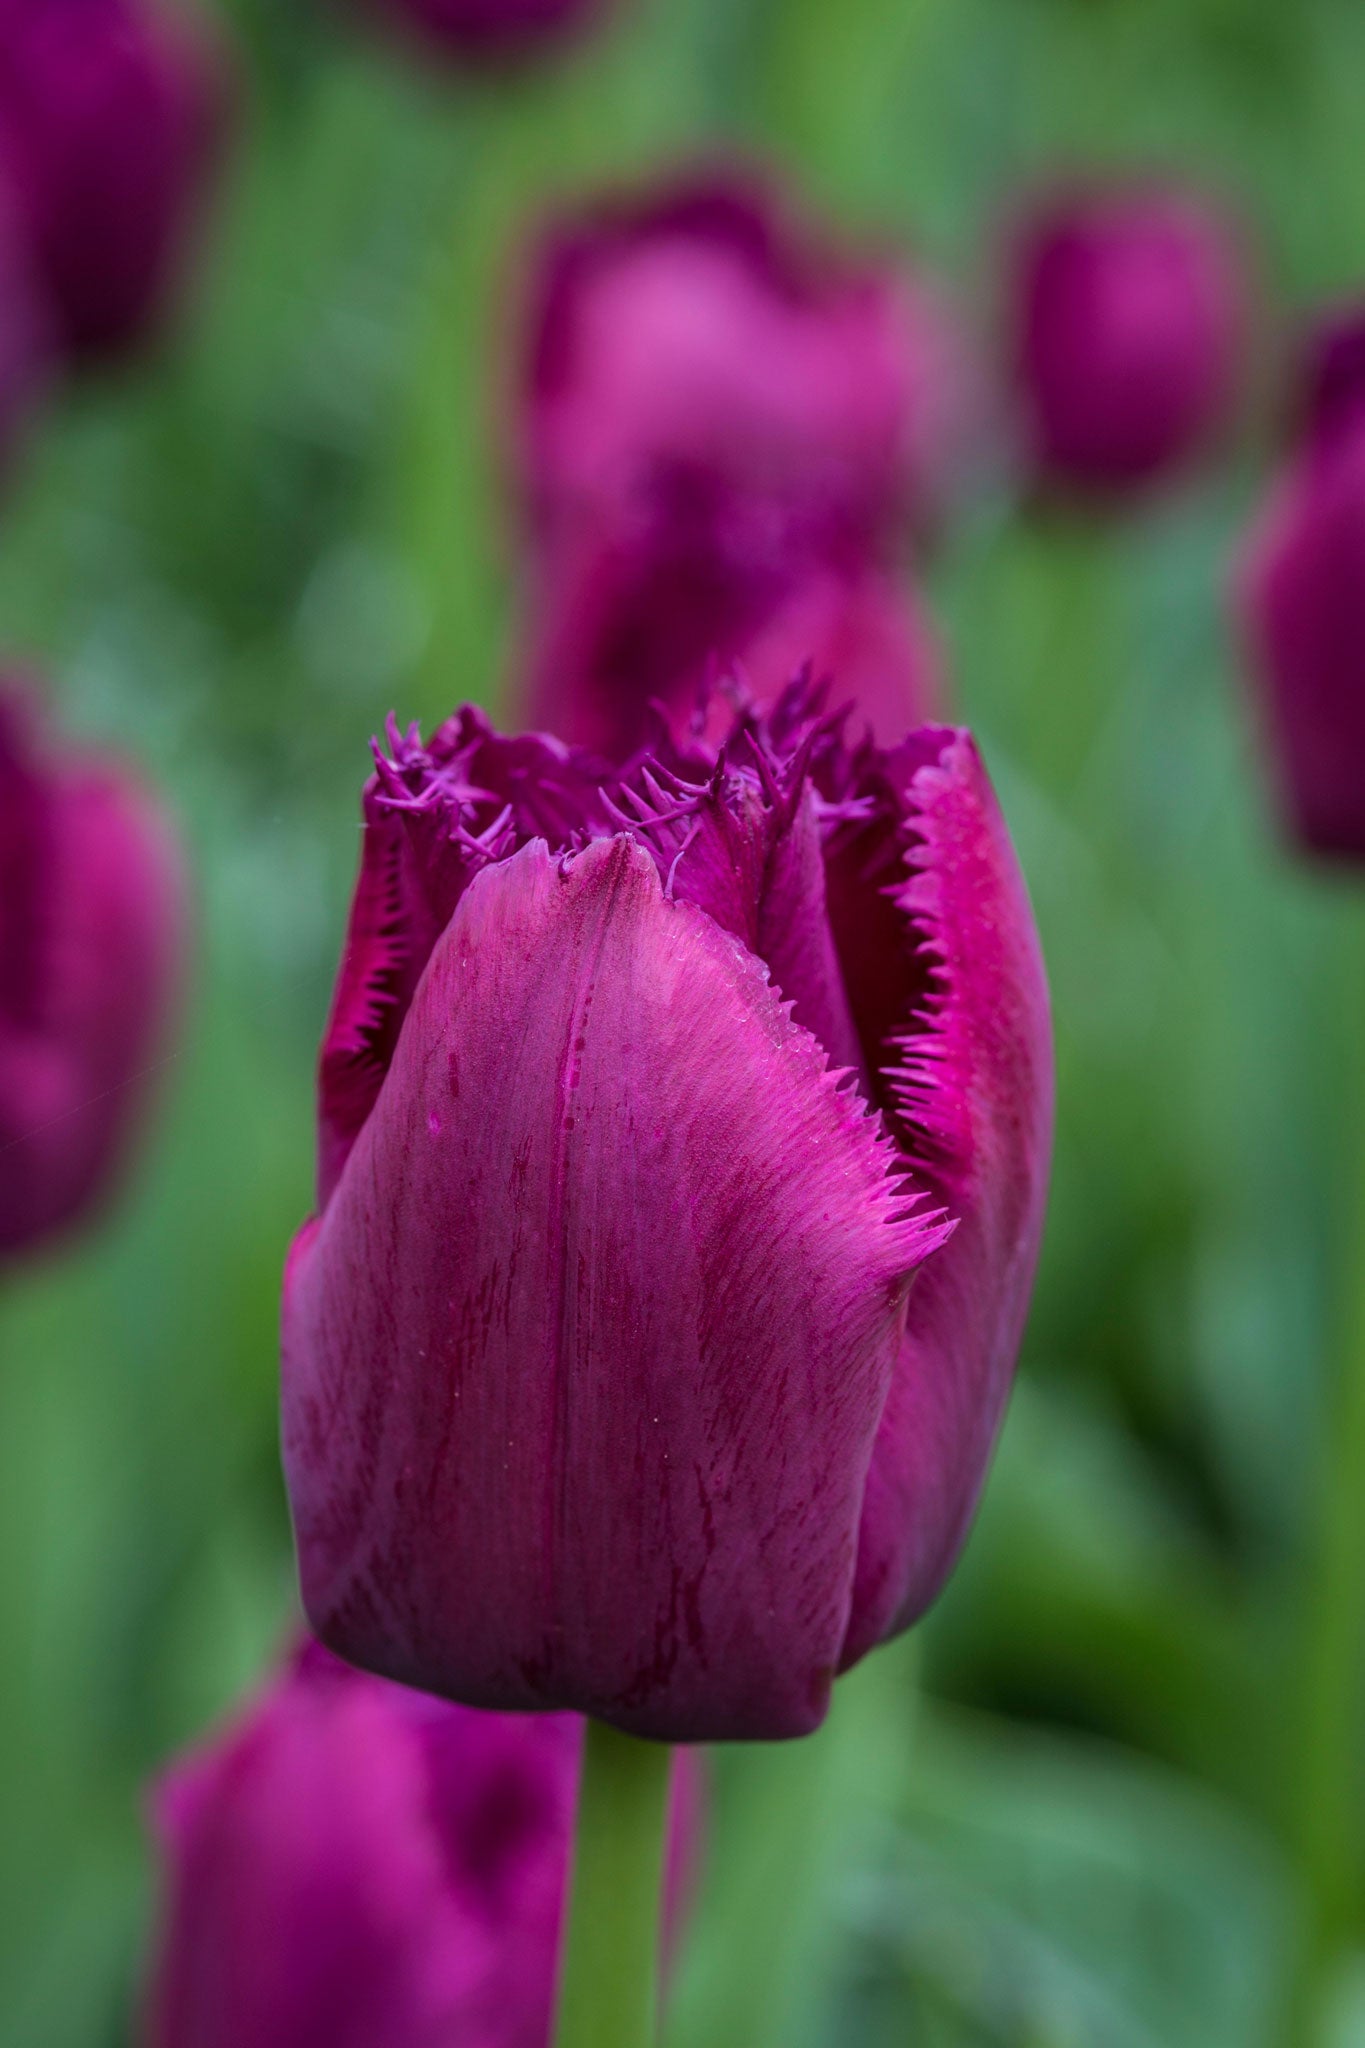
[840,732,1053,1666]
[283,834,945,1739]
[317,714,610,1206]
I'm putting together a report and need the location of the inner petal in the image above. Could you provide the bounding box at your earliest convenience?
[608,742,867,1081]
[818,729,957,1188]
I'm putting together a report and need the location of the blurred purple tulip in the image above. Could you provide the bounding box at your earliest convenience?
[1009,185,1245,495]
[144,1639,702,2048]
[1294,302,1365,454]
[520,538,941,758]
[511,171,964,754]
[0,678,183,1258]
[356,0,607,65]
[0,178,52,469]
[523,174,962,552]
[1236,416,1365,860]
[0,0,227,363]
[281,685,1053,1741]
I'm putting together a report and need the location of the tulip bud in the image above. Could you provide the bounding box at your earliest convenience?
[355,0,607,64]
[0,0,227,363]
[1236,415,1365,860]
[281,686,1053,1740]
[144,1639,702,2048]
[1009,186,1244,494]
[0,679,183,1258]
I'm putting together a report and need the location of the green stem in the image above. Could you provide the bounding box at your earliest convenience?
[1289,910,1365,2039]
[555,1719,673,2048]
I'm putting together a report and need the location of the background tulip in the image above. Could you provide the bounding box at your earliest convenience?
[0,0,226,362]
[281,690,1052,1741]
[0,179,51,472]
[144,1639,701,2048]
[520,537,941,758]
[512,172,962,753]
[1235,415,1365,860]
[1009,186,1244,495]
[0,677,183,1258]
[1295,302,1365,453]
[354,0,607,65]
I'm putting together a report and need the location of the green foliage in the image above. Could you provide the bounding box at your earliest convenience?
[2,0,1362,2042]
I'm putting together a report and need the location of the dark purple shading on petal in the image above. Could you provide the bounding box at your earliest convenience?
[285,835,947,1739]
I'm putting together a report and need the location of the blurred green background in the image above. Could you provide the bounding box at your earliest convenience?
[5,0,1365,2041]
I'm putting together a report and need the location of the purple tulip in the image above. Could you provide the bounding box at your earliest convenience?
[0,0,227,363]
[512,172,961,753]
[1294,303,1365,454]
[519,542,941,758]
[1236,415,1365,860]
[355,0,607,64]
[144,1639,702,2048]
[1009,186,1244,494]
[0,678,183,1258]
[280,685,1053,1740]
[523,174,963,553]
[0,179,52,470]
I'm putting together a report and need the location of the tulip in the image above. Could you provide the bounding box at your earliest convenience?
[512,173,960,754]
[522,174,963,554]
[0,181,53,473]
[144,1639,701,2048]
[0,678,183,1258]
[520,537,940,757]
[355,0,607,64]
[1236,415,1365,860]
[0,0,227,362]
[1009,186,1244,494]
[281,685,1052,1741]
[1294,302,1365,454]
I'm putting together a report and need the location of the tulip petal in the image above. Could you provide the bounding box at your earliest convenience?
[838,731,1053,1666]
[317,713,608,1205]
[284,834,948,1740]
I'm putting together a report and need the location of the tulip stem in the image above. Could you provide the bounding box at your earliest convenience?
[555,1719,673,2048]
[1290,912,1365,2037]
